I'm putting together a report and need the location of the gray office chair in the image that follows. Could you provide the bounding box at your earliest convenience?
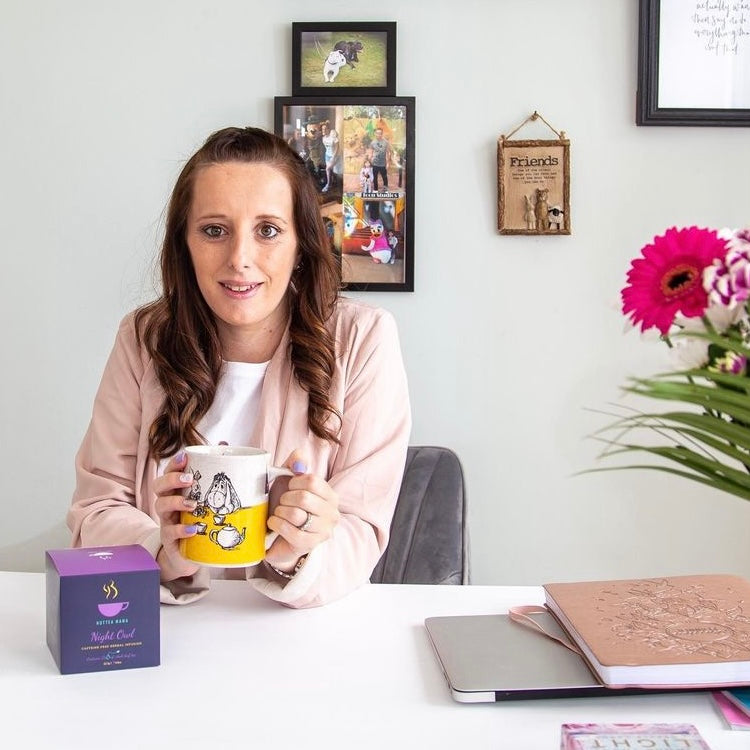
[371,445,469,585]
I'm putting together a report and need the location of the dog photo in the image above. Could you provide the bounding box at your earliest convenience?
[292,22,397,96]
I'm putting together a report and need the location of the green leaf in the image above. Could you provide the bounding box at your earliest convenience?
[588,312,750,501]
[581,464,750,501]
[616,442,750,487]
[648,368,750,393]
[622,379,750,422]
[599,410,750,450]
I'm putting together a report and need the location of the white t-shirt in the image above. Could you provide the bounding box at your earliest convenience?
[197,360,269,446]
[156,360,268,477]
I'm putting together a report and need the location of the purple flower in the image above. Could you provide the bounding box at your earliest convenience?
[703,230,750,308]
[711,350,747,375]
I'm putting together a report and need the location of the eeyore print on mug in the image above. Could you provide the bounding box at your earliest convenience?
[179,446,293,567]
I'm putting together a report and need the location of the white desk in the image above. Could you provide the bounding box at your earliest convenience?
[0,572,744,750]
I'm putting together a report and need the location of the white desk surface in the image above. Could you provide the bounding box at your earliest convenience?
[0,572,745,750]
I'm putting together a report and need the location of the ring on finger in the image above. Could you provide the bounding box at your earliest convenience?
[297,511,313,532]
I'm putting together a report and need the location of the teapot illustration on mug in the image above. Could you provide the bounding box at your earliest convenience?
[209,524,246,550]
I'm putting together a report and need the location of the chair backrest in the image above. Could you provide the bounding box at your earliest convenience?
[370,445,469,585]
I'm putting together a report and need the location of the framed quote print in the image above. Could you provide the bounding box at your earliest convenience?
[275,96,415,292]
[637,0,750,126]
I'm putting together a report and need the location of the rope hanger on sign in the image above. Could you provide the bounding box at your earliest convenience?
[496,110,571,235]
[500,111,566,142]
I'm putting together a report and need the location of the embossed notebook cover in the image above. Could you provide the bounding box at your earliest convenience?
[544,574,750,687]
[560,723,712,749]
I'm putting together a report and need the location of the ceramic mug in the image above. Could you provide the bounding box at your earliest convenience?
[179,446,292,567]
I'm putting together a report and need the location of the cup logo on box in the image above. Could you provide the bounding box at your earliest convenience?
[97,580,130,619]
[98,601,129,617]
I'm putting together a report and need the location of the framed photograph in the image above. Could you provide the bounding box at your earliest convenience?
[275,96,414,292]
[637,0,750,126]
[497,137,570,235]
[292,22,397,97]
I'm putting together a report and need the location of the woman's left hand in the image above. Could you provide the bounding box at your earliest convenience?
[265,451,340,572]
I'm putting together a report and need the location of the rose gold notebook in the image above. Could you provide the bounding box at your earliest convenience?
[544,573,750,688]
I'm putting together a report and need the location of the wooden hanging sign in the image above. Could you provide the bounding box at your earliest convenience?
[497,112,570,235]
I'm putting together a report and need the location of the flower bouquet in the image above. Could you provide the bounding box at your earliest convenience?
[595,225,750,500]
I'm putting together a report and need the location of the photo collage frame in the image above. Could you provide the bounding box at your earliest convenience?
[276,22,414,291]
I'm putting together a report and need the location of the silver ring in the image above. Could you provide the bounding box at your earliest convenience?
[298,511,313,532]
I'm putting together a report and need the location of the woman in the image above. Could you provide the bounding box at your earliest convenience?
[320,120,340,194]
[68,127,411,608]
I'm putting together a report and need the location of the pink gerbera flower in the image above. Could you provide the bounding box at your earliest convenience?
[621,226,728,335]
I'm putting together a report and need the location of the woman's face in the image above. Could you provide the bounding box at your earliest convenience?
[186,162,298,355]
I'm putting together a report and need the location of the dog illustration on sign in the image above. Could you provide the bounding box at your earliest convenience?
[525,189,564,231]
[547,205,564,231]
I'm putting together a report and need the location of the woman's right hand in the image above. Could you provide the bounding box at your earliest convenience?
[153,450,201,582]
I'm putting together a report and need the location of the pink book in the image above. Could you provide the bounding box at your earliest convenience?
[560,723,711,749]
[711,691,750,730]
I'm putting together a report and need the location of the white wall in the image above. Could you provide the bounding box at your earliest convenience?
[3,0,750,581]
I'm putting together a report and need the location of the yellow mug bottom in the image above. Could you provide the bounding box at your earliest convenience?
[189,559,264,569]
[179,502,269,567]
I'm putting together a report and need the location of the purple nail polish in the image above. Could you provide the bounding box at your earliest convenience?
[179,473,193,484]
[184,525,199,535]
[292,460,307,474]
[175,449,186,464]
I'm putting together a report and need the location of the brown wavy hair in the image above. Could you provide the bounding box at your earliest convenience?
[134,126,342,459]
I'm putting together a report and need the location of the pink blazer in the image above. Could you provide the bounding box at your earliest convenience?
[68,297,411,608]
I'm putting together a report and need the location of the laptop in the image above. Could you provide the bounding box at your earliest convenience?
[424,611,703,703]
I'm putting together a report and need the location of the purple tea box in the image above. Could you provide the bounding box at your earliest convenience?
[46,544,160,675]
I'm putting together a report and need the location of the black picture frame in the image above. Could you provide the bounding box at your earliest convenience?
[292,22,397,97]
[275,96,414,292]
[637,0,750,126]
